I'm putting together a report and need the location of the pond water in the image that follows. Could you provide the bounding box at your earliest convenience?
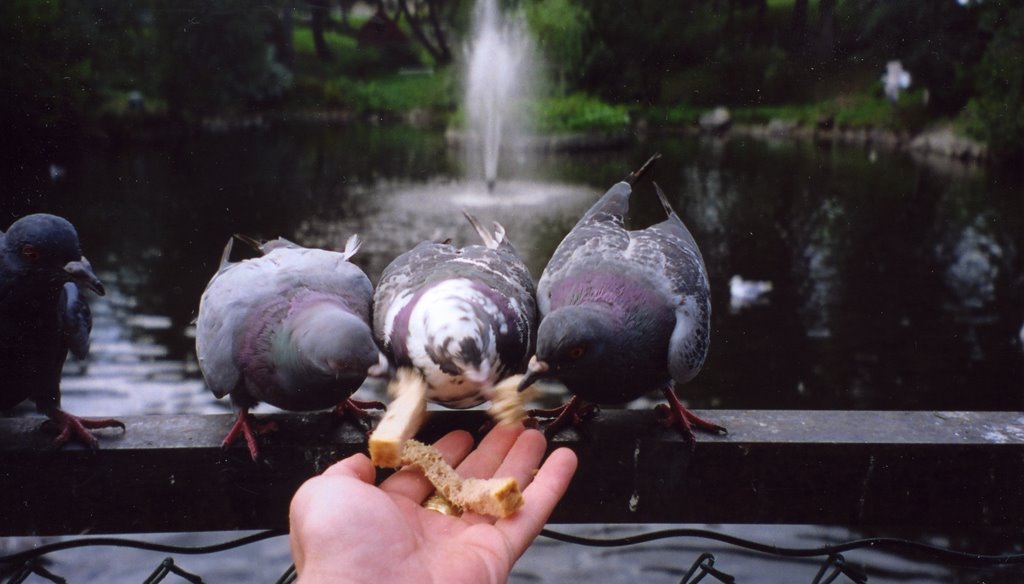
[2,125,1022,582]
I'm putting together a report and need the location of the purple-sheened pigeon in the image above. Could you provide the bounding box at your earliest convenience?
[196,234,386,461]
[373,211,537,408]
[1,213,123,448]
[519,156,725,444]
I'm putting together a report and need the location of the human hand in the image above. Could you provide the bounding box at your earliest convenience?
[289,424,578,583]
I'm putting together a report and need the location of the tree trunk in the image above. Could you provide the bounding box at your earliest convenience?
[816,0,836,62]
[268,3,295,69]
[308,0,332,62]
[397,0,452,66]
[424,0,452,64]
[790,0,808,54]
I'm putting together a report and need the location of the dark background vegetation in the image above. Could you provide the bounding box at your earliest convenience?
[1,0,1021,160]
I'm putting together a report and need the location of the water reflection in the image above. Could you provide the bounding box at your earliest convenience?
[5,126,1021,584]
[2,126,1021,419]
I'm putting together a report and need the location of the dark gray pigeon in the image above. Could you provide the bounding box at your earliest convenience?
[519,157,725,444]
[196,234,386,461]
[1,213,122,448]
[373,211,536,408]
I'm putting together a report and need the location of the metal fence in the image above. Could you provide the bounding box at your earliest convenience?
[3,527,1022,584]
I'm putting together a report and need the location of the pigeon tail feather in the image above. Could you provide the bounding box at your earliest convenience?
[462,210,507,250]
[342,234,362,260]
[624,153,661,186]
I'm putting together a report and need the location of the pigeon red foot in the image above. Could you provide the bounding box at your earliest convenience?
[334,398,386,419]
[528,395,599,438]
[222,410,278,461]
[654,387,726,448]
[44,408,125,449]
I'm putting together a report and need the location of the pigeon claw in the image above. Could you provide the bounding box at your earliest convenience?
[334,398,386,419]
[45,409,125,450]
[334,398,386,435]
[656,388,727,449]
[528,396,598,439]
[222,411,277,462]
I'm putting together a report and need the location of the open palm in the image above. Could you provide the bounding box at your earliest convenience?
[289,425,578,583]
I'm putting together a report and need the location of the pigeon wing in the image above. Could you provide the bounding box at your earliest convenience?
[637,184,711,385]
[61,282,92,360]
[537,183,633,315]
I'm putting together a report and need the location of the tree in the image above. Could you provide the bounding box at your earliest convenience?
[308,0,333,62]
[968,3,1024,159]
[396,0,454,66]
[155,0,293,115]
[525,0,589,96]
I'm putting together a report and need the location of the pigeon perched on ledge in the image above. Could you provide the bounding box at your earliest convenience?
[520,156,725,445]
[373,211,537,409]
[196,234,386,461]
[1,213,123,448]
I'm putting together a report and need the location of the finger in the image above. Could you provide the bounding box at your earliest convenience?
[291,453,376,536]
[460,429,547,525]
[494,447,578,558]
[454,423,525,479]
[289,454,373,573]
[379,429,474,502]
[321,452,375,483]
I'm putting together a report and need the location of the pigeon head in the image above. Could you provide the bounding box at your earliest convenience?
[3,214,104,295]
[286,301,382,382]
[520,304,614,390]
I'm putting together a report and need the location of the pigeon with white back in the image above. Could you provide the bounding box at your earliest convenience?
[519,155,725,445]
[1,213,123,448]
[196,234,386,461]
[373,211,536,409]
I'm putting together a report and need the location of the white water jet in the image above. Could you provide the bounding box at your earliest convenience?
[464,0,535,191]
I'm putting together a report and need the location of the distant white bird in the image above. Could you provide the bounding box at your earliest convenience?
[882,61,911,102]
[48,164,66,182]
[729,275,773,312]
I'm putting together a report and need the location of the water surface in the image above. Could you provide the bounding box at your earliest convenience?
[2,125,1022,582]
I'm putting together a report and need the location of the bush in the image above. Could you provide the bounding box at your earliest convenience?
[529,93,630,133]
[965,4,1024,158]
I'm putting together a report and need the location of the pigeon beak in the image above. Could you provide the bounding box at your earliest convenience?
[64,257,105,296]
[518,356,550,391]
[367,352,391,379]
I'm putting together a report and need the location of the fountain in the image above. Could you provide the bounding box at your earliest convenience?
[464,0,534,191]
[300,0,596,274]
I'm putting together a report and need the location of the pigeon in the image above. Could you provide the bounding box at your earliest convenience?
[373,211,537,409]
[519,156,725,445]
[729,275,773,312]
[195,234,387,461]
[1,213,123,448]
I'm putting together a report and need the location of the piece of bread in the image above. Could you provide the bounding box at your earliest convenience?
[369,368,427,468]
[368,368,525,517]
[487,374,539,426]
[400,439,523,518]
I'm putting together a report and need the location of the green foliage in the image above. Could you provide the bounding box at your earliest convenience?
[319,70,454,115]
[523,0,589,96]
[529,94,629,133]
[838,0,985,116]
[154,0,293,115]
[965,3,1024,157]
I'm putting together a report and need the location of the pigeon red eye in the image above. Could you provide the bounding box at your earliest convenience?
[568,346,585,360]
[21,245,40,262]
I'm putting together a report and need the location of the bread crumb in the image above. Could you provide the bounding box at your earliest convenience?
[488,375,539,426]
